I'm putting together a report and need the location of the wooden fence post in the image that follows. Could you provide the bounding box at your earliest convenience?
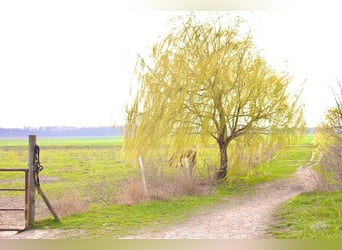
[184,158,190,178]
[27,135,36,227]
[138,156,148,195]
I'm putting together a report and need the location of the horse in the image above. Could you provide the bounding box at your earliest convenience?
[169,148,197,177]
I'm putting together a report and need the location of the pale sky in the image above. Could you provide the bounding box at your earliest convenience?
[1,1,341,128]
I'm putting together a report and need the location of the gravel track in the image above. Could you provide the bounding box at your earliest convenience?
[122,163,319,239]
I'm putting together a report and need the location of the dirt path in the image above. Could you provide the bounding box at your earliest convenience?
[0,153,321,239]
[122,152,322,239]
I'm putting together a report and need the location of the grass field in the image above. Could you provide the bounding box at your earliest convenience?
[270,191,342,239]
[2,135,339,239]
[0,137,123,148]
[0,137,129,199]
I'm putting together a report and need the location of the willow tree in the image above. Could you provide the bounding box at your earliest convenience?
[317,78,342,145]
[124,13,304,180]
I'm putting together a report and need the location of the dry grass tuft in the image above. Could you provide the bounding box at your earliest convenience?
[116,171,213,206]
[116,179,146,206]
[173,175,211,196]
[52,190,89,217]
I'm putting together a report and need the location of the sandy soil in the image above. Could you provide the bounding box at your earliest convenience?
[0,153,321,239]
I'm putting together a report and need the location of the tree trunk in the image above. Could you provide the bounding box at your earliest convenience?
[217,142,228,180]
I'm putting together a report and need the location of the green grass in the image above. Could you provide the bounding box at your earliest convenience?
[0,137,123,148]
[35,196,220,238]
[0,135,319,238]
[232,144,315,186]
[270,191,342,239]
[0,137,129,197]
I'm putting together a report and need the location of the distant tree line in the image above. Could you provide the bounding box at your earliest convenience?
[0,126,123,138]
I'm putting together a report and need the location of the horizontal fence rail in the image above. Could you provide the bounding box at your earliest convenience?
[0,168,29,231]
[0,188,26,192]
[0,168,28,172]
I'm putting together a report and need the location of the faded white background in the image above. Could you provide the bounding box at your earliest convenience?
[1,1,340,128]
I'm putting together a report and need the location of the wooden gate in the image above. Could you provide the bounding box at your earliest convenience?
[0,168,29,231]
[0,135,59,233]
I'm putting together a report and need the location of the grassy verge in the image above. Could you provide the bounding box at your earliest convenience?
[269,191,342,239]
[35,196,221,238]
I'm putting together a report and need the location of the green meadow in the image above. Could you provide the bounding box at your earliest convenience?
[0,137,123,148]
[1,136,341,239]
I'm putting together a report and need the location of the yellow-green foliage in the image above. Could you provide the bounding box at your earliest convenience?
[196,136,282,177]
[313,126,336,149]
[124,13,305,178]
